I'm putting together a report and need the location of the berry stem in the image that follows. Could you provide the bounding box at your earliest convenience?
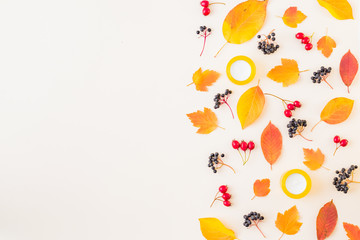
[297,133,312,141]
[224,101,234,119]
[210,191,220,207]
[311,120,322,132]
[218,158,236,174]
[243,150,252,165]
[264,93,291,103]
[321,75,333,89]
[209,2,225,5]
[333,146,340,156]
[350,180,360,184]
[214,42,228,58]
[254,221,266,238]
[237,149,245,164]
[200,33,207,56]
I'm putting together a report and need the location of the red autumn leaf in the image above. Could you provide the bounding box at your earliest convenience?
[261,122,282,169]
[340,50,359,93]
[343,222,360,240]
[317,200,338,240]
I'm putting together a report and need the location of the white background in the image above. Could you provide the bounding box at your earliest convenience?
[0,0,359,239]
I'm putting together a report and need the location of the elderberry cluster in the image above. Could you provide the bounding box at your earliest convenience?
[243,211,264,227]
[311,66,332,84]
[208,152,224,173]
[196,25,211,35]
[214,89,232,109]
[257,32,279,55]
[333,165,358,194]
[287,118,307,138]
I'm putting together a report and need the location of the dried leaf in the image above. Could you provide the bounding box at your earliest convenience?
[261,122,282,169]
[275,206,302,238]
[320,97,354,124]
[187,108,219,134]
[222,0,268,45]
[199,218,236,240]
[317,200,338,240]
[189,68,220,92]
[343,222,360,240]
[317,0,354,20]
[340,50,359,93]
[267,59,301,87]
[253,179,270,199]
[236,86,265,129]
[282,7,307,28]
[317,35,336,58]
[303,148,325,170]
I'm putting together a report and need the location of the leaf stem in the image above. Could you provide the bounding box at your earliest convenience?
[217,125,225,130]
[279,233,284,240]
[299,69,309,73]
[251,195,256,200]
[311,120,322,132]
[186,82,194,86]
[321,165,330,171]
[214,42,228,58]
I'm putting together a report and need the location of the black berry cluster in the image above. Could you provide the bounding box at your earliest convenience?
[208,152,225,173]
[311,66,333,88]
[333,165,358,194]
[286,118,310,141]
[243,212,264,227]
[196,25,211,35]
[257,31,279,55]
[214,89,232,109]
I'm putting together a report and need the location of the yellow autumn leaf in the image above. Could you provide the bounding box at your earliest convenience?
[303,148,325,170]
[267,59,303,87]
[282,7,307,28]
[317,35,336,58]
[317,0,354,20]
[237,86,265,129]
[275,206,302,239]
[199,218,236,240]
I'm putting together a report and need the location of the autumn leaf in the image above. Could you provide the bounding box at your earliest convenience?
[199,218,236,240]
[340,50,359,93]
[188,68,220,92]
[261,122,282,169]
[267,59,304,87]
[303,148,326,170]
[317,35,336,58]
[236,86,265,129]
[312,97,354,131]
[343,222,360,240]
[187,108,220,134]
[317,200,338,240]
[276,205,302,240]
[252,179,270,200]
[282,7,307,28]
[317,0,354,20]
[216,0,268,57]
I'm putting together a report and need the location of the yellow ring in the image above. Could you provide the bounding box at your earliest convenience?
[281,169,311,199]
[226,55,256,85]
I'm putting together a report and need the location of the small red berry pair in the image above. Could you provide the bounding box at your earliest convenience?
[210,185,231,207]
[333,136,349,156]
[200,0,225,16]
[284,100,301,118]
[295,32,313,51]
[232,140,255,165]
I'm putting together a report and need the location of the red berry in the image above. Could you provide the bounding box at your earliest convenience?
[296,32,304,39]
[293,101,301,108]
[223,200,231,207]
[333,135,341,143]
[287,103,295,110]
[340,139,348,147]
[219,185,228,193]
[232,140,240,149]
[248,141,255,150]
[305,43,313,50]
[202,7,211,16]
[222,193,231,200]
[301,37,310,44]
[200,0,209,7]
[284,109,292,118]
[240,141,248,151]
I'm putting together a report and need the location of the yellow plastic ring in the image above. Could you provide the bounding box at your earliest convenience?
[281,169,311,199]
[226,55,256,85]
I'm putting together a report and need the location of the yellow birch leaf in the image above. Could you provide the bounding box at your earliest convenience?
[282,7,307,28]
[320,97,354,124]
[199,218,236,240]
[317,0,354,20]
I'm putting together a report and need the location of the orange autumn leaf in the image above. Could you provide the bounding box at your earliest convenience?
[340,50,359,93]
[188,68,220,92]
[303,148,325,170]
[282,7,307,28]
[187,107,219,134]
[261,122,282,169]
[317,200,338,240]
[252,179,270,199]
[199,218,236,240]
[216,0,268,56]
[275,205,302,239]
[267,59,302,87]
[317,35,336,58]
[343,222,360,240]
[236,86,265,129]
[317,0,354,20]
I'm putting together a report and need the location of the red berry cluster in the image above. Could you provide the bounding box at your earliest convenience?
[333,136,349,156]
[284,100,301,118]
[295,32,313,51]
[210,185,231,207]
[232,140,255,165]
[200,0,224,16]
